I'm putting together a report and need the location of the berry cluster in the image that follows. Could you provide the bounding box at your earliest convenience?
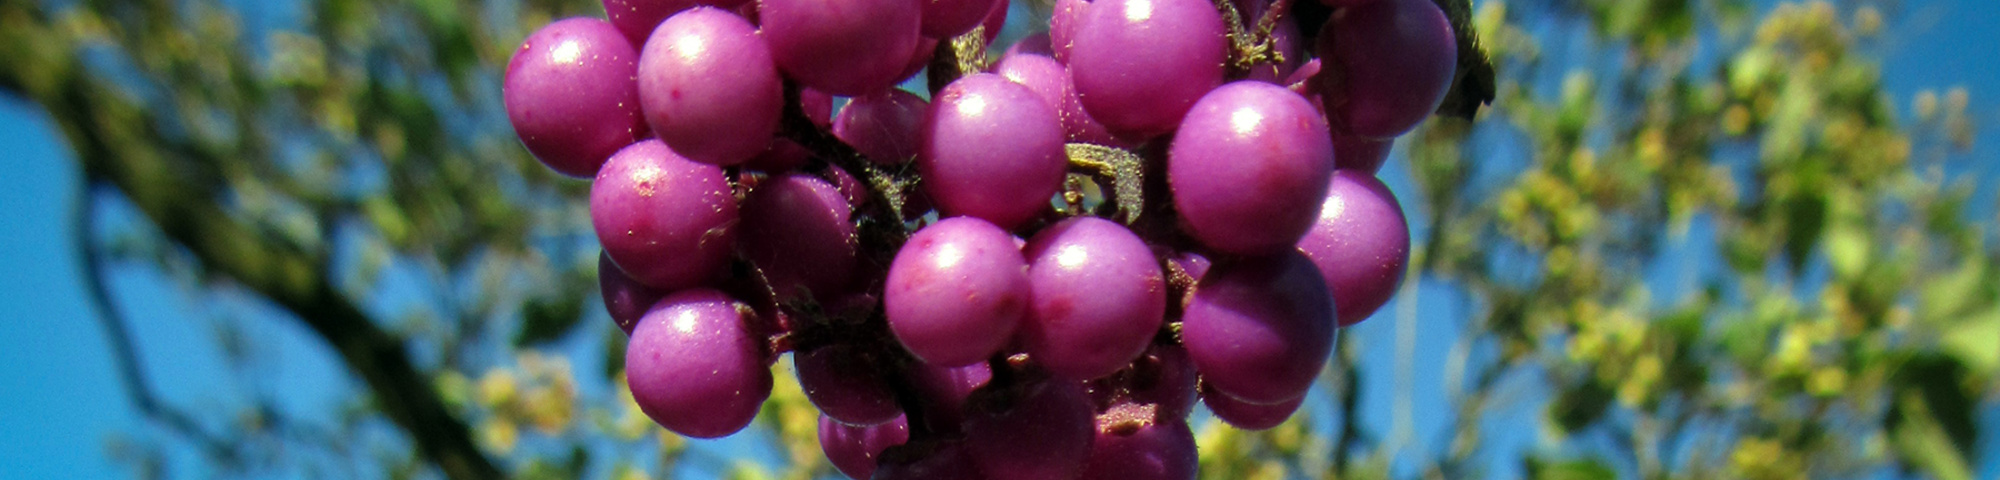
[503,0,1455,475]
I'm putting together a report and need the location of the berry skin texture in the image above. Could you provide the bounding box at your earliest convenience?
[921,0,1000,38]
[905,361,994,432]
[1069,0,1228,140]
[504,17,647,178]
[1169,81,1338,255]
[1201,381,1305,430]
[920,74,1067,230]
[1334,133,1393,173]
[818,414,909,479]
[759,0,923,96]
[964,380,1097,480]
[590,140,738,291]
[1317,0,1458,139]
[739,173,861,302]
[1020,217,1167,380]
[638,7,782,166]
[833,89,930,165]
[1297,170,1410,326]
[795,344,901,427]
[993,51,1127,148]
[1048,0,1089,63]
[598,252,664,335]
[1180,251,1337,404]
[625,289,771,438]
[885,217,1032,367]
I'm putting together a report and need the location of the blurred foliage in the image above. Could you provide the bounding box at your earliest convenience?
[0,0,1993,478]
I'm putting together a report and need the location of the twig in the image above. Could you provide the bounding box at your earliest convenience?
[75,179,244,465]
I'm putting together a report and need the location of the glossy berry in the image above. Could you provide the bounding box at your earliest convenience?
[1297,171,1410,326]
[739,173,860,301]
[1316,0,1457,138]
[819,414,910,479]
[1079,404,1197,480]
[760,0,922,95]
[504,17,647,178]
[637,8,782,166]
[1180,251,1336,404]
[834,89,930,165]
[885,217,1031,367]
[1021,217,1166,380]
[626,289,770,438]
[920,74,1067,230]
[796,344,901,426]
[1201,381,1305,430]
[964,380,1096,480]
[590,140,737,291]
[1170,81,1337,255]
[598,252,665,334]
[1069,0,1227,140]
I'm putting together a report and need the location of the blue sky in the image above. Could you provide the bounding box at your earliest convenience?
[1,1,1997,479]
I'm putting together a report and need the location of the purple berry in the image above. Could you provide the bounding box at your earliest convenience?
[964,380,1096,480]
[599,252,666,334]
[921,0,999,38]
[504,17,647,178]
[819,414,910,479]
[740,173,860,301]
[1316,0,1457,138]
[796,344,901,426]
[1297,171,1409,326]
[1334,134,1393,173]
[1201,381,1304,430]
[1079,404,1197,480]
[1169,81,1337,255]
[1069,0,1227,140]
[638,8,782,166]
[590,140,737,291]
[1180,251,1336,404]
[907,361,994,432]
[761,0,922,95]
[1021,217,1167,380]
[885,217,1031,367]
[992,51,1126,148]
[626,289,771,438]
[920,74,1067,230]
[834,89,930,165]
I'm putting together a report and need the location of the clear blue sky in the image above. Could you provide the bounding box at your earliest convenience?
[1,1,1996,479]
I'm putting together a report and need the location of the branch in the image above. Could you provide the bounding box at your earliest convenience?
[9,60,502,480]
[75,179,244,465]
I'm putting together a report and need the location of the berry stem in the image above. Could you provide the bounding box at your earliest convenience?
[926,27,990,97]
[1215,0,1290,75]
[1063,143,1147,224]
[777,80,913,247]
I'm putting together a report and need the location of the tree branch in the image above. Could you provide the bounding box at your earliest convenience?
[8,59,502,480]
[75,179,245,466]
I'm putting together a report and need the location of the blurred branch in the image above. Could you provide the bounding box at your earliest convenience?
[1331,333,1361,471]
[1,30,502,480]
[75,179,243,466]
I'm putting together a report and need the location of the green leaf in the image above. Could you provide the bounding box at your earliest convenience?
[1889,354,1977,459]
[1548,378,1614,434]
[1941,306,2000,377]
[1889,389,1974,480]
[1524,456,1617,480]
[1781,186,1827,275]
[1919,256,1989,323]
[514,294,585,348]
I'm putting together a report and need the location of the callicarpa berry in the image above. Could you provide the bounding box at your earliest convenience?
[504,0,1459,471]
